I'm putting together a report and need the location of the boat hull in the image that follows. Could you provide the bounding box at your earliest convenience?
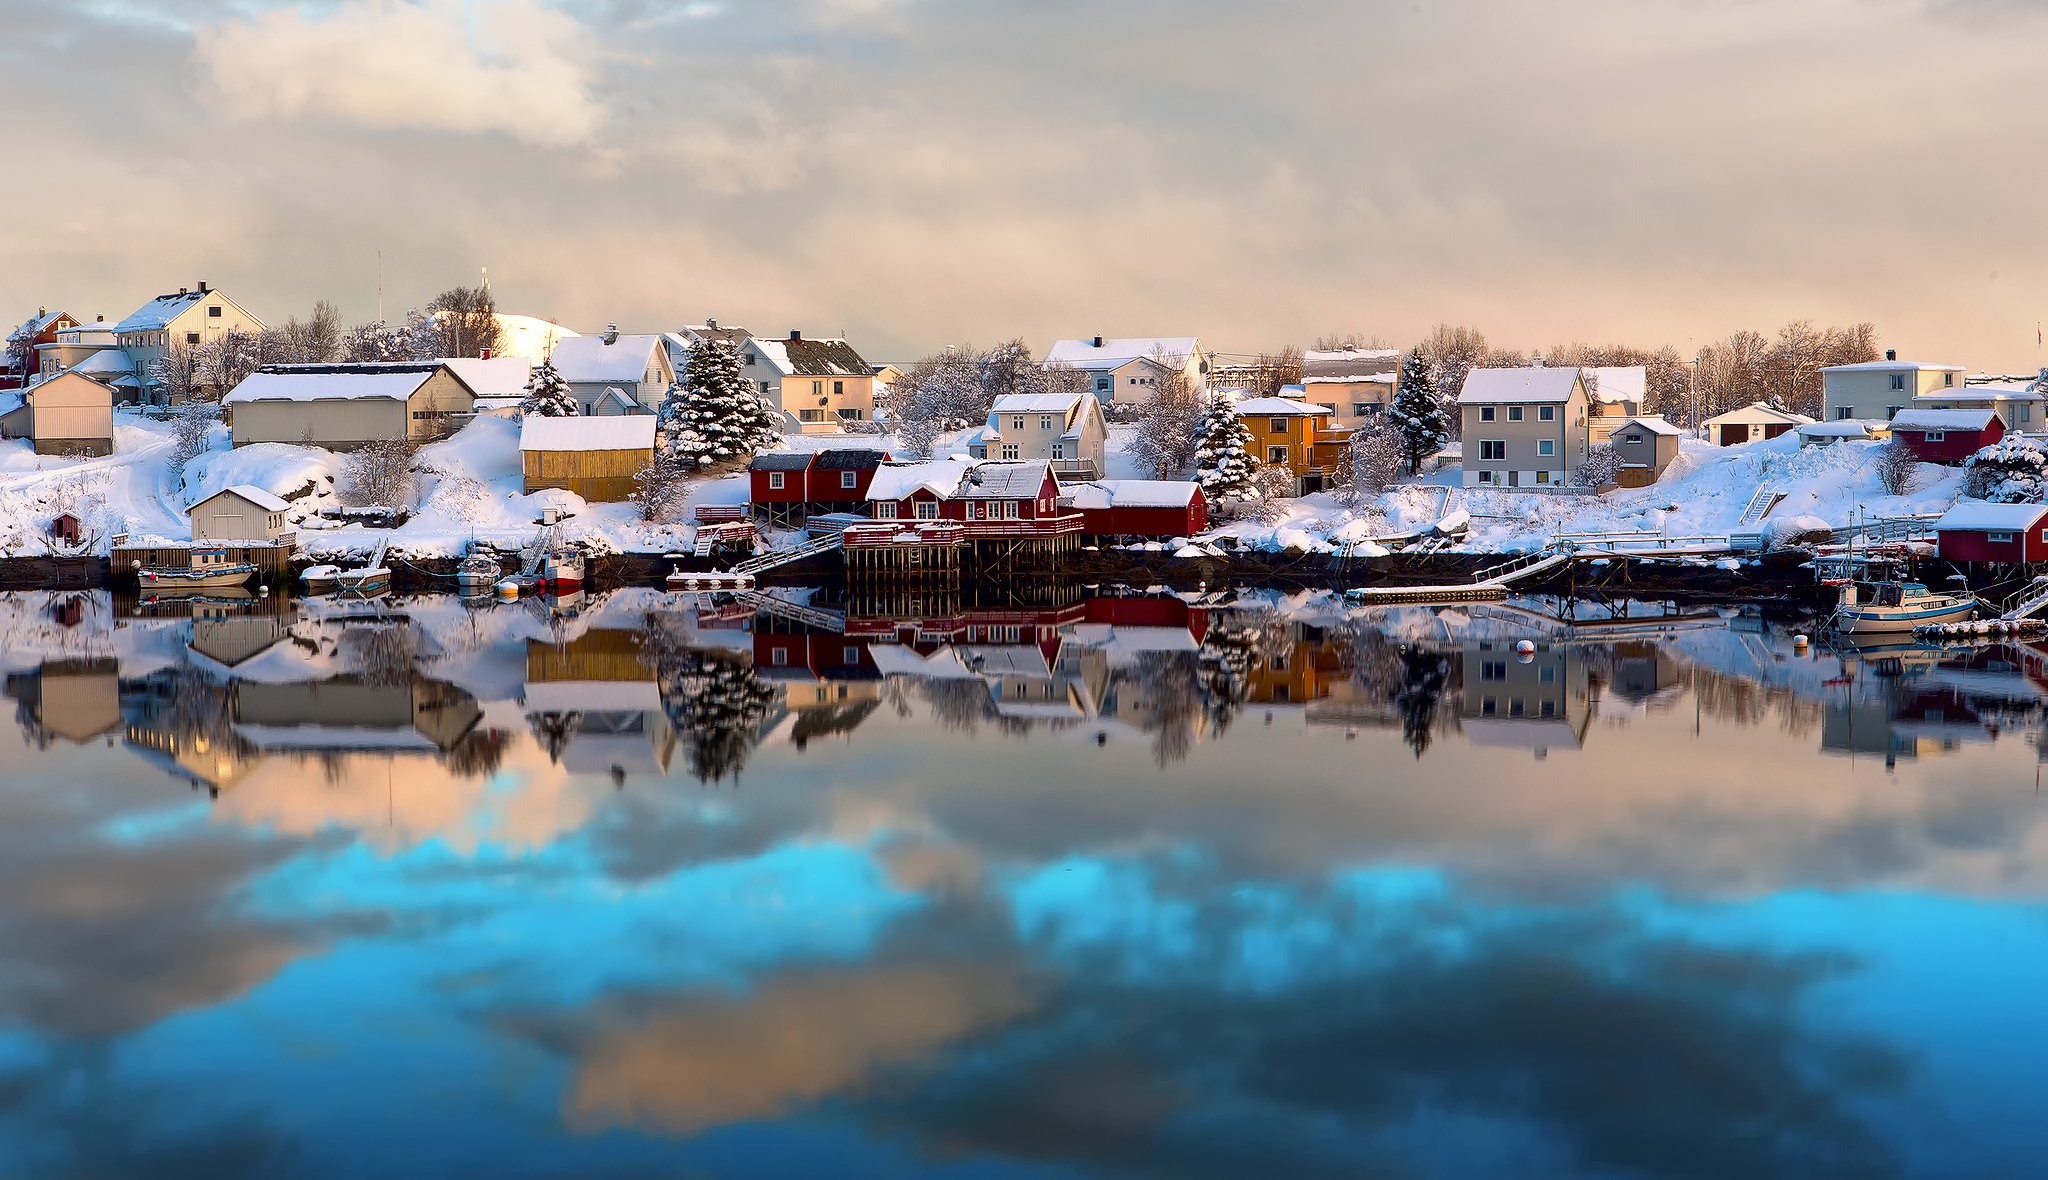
[1834,599,1977,634]
[138,567,258,591]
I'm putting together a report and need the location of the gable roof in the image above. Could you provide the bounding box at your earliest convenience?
[868,458,976,501]
[441,356,531,400]
[1611,415,1683,437]
[749,451,815,472]
[956,460,1052,499]
[1457,367,1583,405]
[1301,348,1398,383]
[113,287,261,334]
[519,414,656,452]
[1936,500,2048,532]
[750,336,873,378]
[678,323,752,346]
[1043,337,1199,371]
[550,334,664,384]
[1062,479,1201,510]
[990,392,1087,415]
[1821,359,1967,373]
[200,484,289,513]
[815,448,890,470]
[223,362,449,404]
[1701,402,1811,427]
[1234,396,1331,416]
[11,309,71,338]
[1891,408,2000,431]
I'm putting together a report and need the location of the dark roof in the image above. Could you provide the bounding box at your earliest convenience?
[780,337,873,377]
[256,362,445,376]
[814,448,890,470]
[749,452,815,471]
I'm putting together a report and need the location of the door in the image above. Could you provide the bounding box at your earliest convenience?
[1507,471,1519,488]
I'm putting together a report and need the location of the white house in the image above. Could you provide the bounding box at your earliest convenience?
[740,332,878,433]
[1701,402,1812,446]
[549,328,673,415]
[1456,367,1592,489]
[189,485,292,543]
[112,282,265,405]
[1820,352,1966,422]
[443,356,534,415]
[1041,336,1208,409]
[966,392,1109,480]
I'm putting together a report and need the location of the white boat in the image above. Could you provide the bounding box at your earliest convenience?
[137,547,258,592]
[334,566,391,595]
[543,550,585,592]
[456,552,501,592]
[1830,580,1978,634]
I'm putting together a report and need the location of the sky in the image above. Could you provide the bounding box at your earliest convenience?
[2,0,2045,368]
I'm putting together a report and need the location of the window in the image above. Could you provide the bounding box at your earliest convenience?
[1269,417,1289,433]
[1537,439,1554,456]
[1886,406,1903,418]
[876,502,898,519]
[1924,431,1945,443]
[1352,402,1373,416]
[207,306,222,318]
[1621,435,1642,445]
[1539,405,1555,421]
[1004,500,1021,519]
[1539,666,1555,683]
[844,646,860,664]
[1482,660,1507,681]
[1478,471,1494,484]
[1479,440,1505,461]
[771,648,789,666]
[1040,415,1055,429]
[1509,700,1526,717]
[1508,406,1524,422]
[837,407,865,420]
[1267,445,1289,464]
[833,380,844,395]
[2023,406,2034,424]
[1480,407,1495,422]
[1990,531,2017,543]
[760,381,772,394]
[1095,377,1110,393]
[1535,470,1550,484]
[915,501,939,519]
[1540,700,1556,717]
[812,380,824,395]
[185,332,200,345]
[1481,697,1497,716]
[768,471,786,489]
[1835,408,1854,420]
[1012,416,1026,431]
[1944,373,1955,387]
[840,470,858,489]
[1050,444,1065,459]
[1890,374,1906,391]
[1001,444,1019,460]
[799,408,828,422]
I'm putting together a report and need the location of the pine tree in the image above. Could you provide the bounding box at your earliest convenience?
[1387,350,1448,474]
[1192,394,1260,513]
[520,357,579,417]
[657,338,784,471]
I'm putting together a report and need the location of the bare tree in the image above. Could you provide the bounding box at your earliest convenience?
[1253,346,1304,397]
[340,320,410,363]
[1877,438,1916,495]
[1343,424,1404,498]
[194,329,267,396]
[1312,332,1389,351]
[408,286,501,359]
[150,343,202,405]
[632,459,691,522]
[341,438,417,508]
[171,402,214,472]
[1571,444,1623,488]
[1127,367,1203,478]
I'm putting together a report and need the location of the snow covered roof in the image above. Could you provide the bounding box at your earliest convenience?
[1063,479,1201,509]
[957,460,1051,498]
[113,290,207,332]
[201,484,289,513]
[1797,420,1880,438]
[1234,396,1330,416]
[676,323,753,347]
[1890,408,1999,431]
[1300,348,1398,383]
[1457,367,1582,405]
[1820,359,1966,373]
[1936,501,2048,531]
[750,336,873,378]
[11,309,70,337]
[549,334,663,384]
[1583,366,1647,404]
[1916,388,2044,404]
[815,448,889,470]
[868,458,976,501]
[442,356,531,399]
[519,414,656,453]
[990,393,1086,415]
[749,451,814,471]
[71,349,134,376]
[1701,402,1811,427]
[1612,415,1683,437]
[493,314,579,361]
[223,363,444,404]
[1042,337,1199,371]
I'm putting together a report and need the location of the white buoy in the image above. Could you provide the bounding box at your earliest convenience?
[496,579,520,600]
[1793,633,1810,650]
[1515,640,1536,656]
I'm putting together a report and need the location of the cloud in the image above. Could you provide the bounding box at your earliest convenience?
[192,0,609,146]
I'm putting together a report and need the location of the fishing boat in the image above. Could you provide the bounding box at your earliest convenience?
[1830,580,1978,634]
[456,552,501,593]
[543,549,585,592]
[299,564,341,593]
[333,538,392,597]
[135,547,258,592]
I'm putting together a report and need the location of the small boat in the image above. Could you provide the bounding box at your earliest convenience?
[334,566,391,595]
[457,552,501,592]
[300,564,341,593]
[543,549,585,592]
[1830,580,1978,634]
[666,565,756,592]
[136,547,258,592]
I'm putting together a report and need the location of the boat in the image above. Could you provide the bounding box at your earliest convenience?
[135,547,258,592]
[543,549,585,592]
[1830,580,1978,634]
[299,564,341,593]
[666,564,755,592]
[334,566,391,595]
[456,552,501,592]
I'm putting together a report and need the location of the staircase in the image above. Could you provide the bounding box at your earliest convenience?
[730,532,842,577]
[1737,484,1784,527]
[736,590,847,633]
[2001,576,2048,622]
[518,524,556,579]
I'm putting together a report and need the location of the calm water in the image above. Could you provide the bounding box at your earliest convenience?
[2,586,2046,1179]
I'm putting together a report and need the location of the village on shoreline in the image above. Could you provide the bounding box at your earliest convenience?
[6,282,2048,609]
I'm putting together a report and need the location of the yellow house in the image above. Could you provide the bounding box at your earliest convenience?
[223,362,477,449]
[1233,396,1350,494]
[111,282,265,405]
[742,332,877,433]
[0,370,114,455]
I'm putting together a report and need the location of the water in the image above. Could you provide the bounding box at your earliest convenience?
[2,586,2046,1179]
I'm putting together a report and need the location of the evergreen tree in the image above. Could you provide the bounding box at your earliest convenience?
[1387,350,1449,474]
[657,338,784,470]
[1392,649,1449,760]
[520,357,579,417]
[1192,394,1260,513]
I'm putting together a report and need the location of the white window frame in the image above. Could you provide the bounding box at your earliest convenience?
[1537,439,1554,457]
[1001,444,1019,460]
[1890,374,1906,390]
[1479,440,1505,461]
[840,470,858,489]
[1539,405,1555,422]
[1480,407,1496,422]
[1923,431,1945,443]
[1508,406,1524,422]
[1989,531,2016,543]
[914,501,939,520]
[1267,445,1289,465]
[1535,470,1551,484]
[767,471,786,490]
[1269,417,1289,433]
[875,502,898,519]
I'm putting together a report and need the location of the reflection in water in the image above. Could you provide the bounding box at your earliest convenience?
[2,588,2047,1178]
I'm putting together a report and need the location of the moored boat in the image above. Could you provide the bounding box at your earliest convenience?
[135,547,258,592]
[1830,580,1978,634]
[543,550,585,592]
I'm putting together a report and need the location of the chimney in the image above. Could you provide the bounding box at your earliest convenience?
[177,287,188,296]
[789,329,802,342]
[602,322,619,346]
[706,317,717,329]
[1885,348,1897,361]
[95,314,104,322]
[198,280,210,295]
[1092,335,1104,348]
[480,347,494,360]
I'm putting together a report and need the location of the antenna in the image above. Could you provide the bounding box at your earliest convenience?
[481,265,489,295]
[376,250,384,324]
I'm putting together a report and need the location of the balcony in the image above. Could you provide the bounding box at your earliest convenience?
[1050,459,1101,481]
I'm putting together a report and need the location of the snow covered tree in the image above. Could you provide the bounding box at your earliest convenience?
[342,438,417,509]
[1964,436,2048,503]
[656,337,782,471]
[1345,423,1404,496]
[631,459,691,522]
[976,338,1047,405]
[1192,394,1261,515]
[403,286,501,359]
[340,320,411,363]
[2,315,35,381]
[644,624,777,784]
[1127,369,1203,478]
[887,348,985,458]
[1571,444,1623,488]
[1877,438,1916,496]
[194,329,267,397]
[1386,350,1448,473]
[520,357,578,417]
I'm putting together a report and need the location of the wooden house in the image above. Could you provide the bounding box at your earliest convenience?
[1607,417,1682,487]
[1233,396,1351,494]
[866,459,1062,523]
[520,414,656,502]
[190,485,292,543]
[0,370,114,455]
[1889,408,2003,464]
[1934,501,2048,564]
[811,448,891,507]
[224,362,477,448]
[1062,480,1207,539]
[748,451,817,524]
[1702,402,1811,446]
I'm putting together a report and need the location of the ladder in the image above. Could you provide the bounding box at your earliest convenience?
[1737,485,1783,527]
[730,531,842,576]
[736,590,847,633]
[2001,576,2048,622]
[519,524,555,579]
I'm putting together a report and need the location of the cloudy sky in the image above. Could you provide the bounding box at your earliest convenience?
[2,0,2042,367]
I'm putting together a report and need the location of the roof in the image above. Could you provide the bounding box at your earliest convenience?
[1042,337,1199,371]
[956,460,1051,498]
[1457,367,1583,405]
[990,393,1086,415]
[1701,402,1811,427]
[519,414,656,452]
[1583,365,1647,404]
[1821,360,1966,373]
[814,448,889,470]
[868,458,975,501]
[201,484,289,513]
[1611,415,1683,437]
[12,310,70,337]
[223,363,443,405]
[549,334,663,384]
[749,336,873,378]
[677,323,753,346]
[1890,408,2000,431]
[1916,388,2045,404]
[442,356,532,399]
[71,349,134,376]
[1797,421,1879,438]
[1300,348,1398,383]
[1063,479,1201,510]
[113,290,211,333]
[748,451,815,472]
[1234,396,1331,416]
[1936,501,2048,531]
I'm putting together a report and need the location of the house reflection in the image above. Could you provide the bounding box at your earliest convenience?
[1821,642,2048,764]
[1461,641,1593,757]
[5,658,122,749]
[525,628,676,783]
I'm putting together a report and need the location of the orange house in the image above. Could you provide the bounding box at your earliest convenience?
[1234,395,1352,494]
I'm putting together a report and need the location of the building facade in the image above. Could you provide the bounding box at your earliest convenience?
[1456,367,1592,489]
[1820,353,1966,422]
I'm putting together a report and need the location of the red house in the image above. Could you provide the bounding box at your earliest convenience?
[748,452,815,523]
[1891,408,2004,464]
[2,309,77,391]
[866,458,1063,523]
[1062,479,1207,540]
[1935,501,2048,564]
[810,448,891,506]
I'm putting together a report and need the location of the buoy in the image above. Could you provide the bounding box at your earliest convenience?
[496,579,520,600]
[1515,640,1536,656]
[1793,633,1810,650]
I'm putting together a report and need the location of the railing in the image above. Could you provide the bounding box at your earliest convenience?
[2001,576,2048,622]
[1824,514,1943,545]
[843,521,965,548]
[1050,459,1101,480]
[955,513,1085,540]
[694,504,747,524]
[1553,530,1730,552]
[732,531,843,574]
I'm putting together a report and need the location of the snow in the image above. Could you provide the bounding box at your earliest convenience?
[1890,408,1998,431]
[989,393,1084,415]
[1798,421,1880,439]
[111,291,204,333]
[1456,367,1580,405]
[183,445,334,519]
[1934,501,2048,531]
[224,365,436,404]
[1063,479,1200,509]
[491,314,579,361]
[1914,388,2043,404]
[442,356,532,399]
[519,415,655,452]
[71,349,134,376]
[1820,360,1965,373]
[1582,366,1647,404]
[1232,396,1331,416]
[1702,402,1811,427]
[208,484,289,512]
[1042,336,1199,370]
[549,334,661,385]
[1615,416,1684,437]
[868,458,975,501]
[957,460,1049,498]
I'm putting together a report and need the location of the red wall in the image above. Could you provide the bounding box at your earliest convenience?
[1938,520,2048,564]
[1900,418,2003,465]
[749,465,811,504]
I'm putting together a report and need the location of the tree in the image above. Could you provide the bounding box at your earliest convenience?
[1313,332,1389,351]
[194,329,267,396]
[1963,436,2048,503]
[631,459,691,522]
[1393,649,1449,760]
[340,320,410,363]
[1252,346,1304,397]
[885,348,986,458]
[2,315,36,380]
[170,402,214,474]
[1415,324,1493,415]
[656,337,782,471]
[644,619,778,784]
[975,338,1046,404]
[341,438,417,508]
[1345,423,1404,496]
[1127,368,1202,478]
[150,343,201,405]
[1571,444,1623,488]
[520,357,578,417]
[1877,438,1916,496]
[270,301,343,365]
[1192,394,1261,515]
[405,285,501,359]
[1386,350,1448,473]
